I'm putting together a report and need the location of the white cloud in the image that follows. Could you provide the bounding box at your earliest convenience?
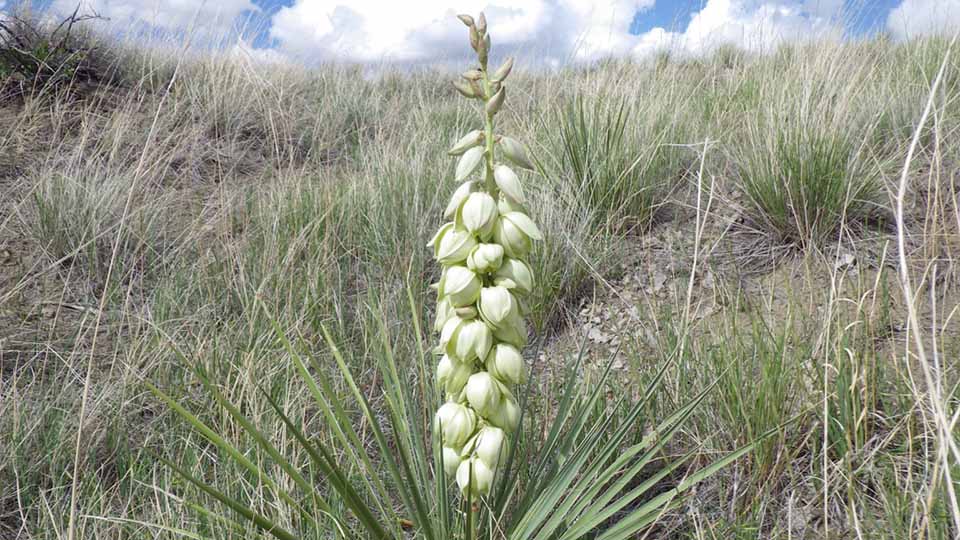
[231,38,292,65]
[630,0,842,58]
[48,0,256,35]
[269,0,655,64]
[268,0,844,65]
[887,0,960,40]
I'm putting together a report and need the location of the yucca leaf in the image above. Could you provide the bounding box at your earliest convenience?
[190,368,340,531]
[153,454,298,540]
[263,309,395,520]
[261,389,393,539]
[318,323,439,540]
[144,382,313,530]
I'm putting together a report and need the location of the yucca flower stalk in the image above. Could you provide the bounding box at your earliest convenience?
[429,12,541,500]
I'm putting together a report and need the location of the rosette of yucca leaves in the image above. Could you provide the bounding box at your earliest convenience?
[148,12,765,540]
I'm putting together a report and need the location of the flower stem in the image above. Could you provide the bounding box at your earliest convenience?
[481,74,497,196]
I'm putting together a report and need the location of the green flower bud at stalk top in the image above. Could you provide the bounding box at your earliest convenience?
[467,243,504,273]
[435,402,477,448]
[453,80,479,99]
[492,57,514,82]
[486,343,527,385]
[460,192,498,239]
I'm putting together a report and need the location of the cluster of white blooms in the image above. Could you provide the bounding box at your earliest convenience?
[430,12,541,499]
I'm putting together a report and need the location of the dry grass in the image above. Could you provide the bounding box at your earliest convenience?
[0,14,958,540]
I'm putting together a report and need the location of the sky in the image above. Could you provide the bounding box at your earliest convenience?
[11,0,960,66]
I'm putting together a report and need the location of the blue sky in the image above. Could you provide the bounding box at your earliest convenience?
[14,1,960,65]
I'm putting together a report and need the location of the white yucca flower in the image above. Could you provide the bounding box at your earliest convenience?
[430,10,541,499]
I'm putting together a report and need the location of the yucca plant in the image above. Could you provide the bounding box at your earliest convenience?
[149,13,759,539]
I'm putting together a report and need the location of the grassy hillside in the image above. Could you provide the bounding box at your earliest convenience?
[1,13,959,539]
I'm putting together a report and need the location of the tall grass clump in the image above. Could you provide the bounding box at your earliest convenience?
[145,13,757,540]
[734,44,886,247]
[552,96,678,233]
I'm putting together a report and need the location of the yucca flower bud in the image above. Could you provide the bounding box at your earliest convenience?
[469,25,480,51]
[466,243,504,273]
[435,402,477,448]
[460,192,498,239]
[444,181,474,220]
[492,57,514,82]
[434,296,454,333]
[461,69,483,81]
[479,34,491,66]
[494,164,525,204]
[443,446,463,477]
[465,372,502,417]
[499,136,534,170]
[497,195,527,216]
[456,146,485,182]
[448,130,484,156]
[485,343,527,385]
[456,457,494,497]
[485,86,505,116]
[489,394,521,433]
[437,354,474,395]
[430,223,477,264]
[468,425,506,469]
[493,212,542,258]
[451,319,493,362]
[438,316,462,352]
[492,311,528,348]
[478,286,518,329]
[453,80,479,99]
[476,12,487,37]
[492,257,534,295]
[440,266,481,307]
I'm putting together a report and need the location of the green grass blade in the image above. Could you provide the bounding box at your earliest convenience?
[261,390,394,540]
[154,454,298,540]
[263,307,396,520]
[144,381,311,527]
[190,368,338,528]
